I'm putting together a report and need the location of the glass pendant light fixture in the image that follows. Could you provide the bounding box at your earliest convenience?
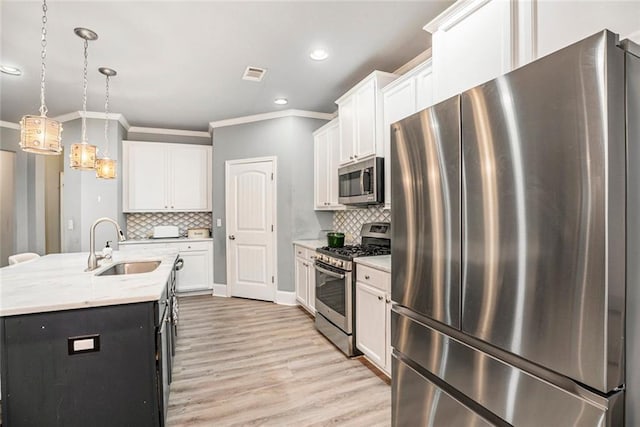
[19,0,63,155]
[95,67,117,179]
[69,27,98,170]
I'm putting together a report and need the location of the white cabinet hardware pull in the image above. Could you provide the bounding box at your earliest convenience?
[378,295,383,301]
[229,235,236,240]
[365,275,370,280]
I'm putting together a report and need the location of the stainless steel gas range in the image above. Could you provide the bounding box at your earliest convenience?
[314,222,391,356]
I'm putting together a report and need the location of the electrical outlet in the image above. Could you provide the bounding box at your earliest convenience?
[216,218,222,227]
[68,219,74,230]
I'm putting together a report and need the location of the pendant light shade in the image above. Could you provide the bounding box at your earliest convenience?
[69,142,97,170]
[19,115,63,155]
[19,0,63,155]
[70,27,98,171]
[95,157,116,179]
[96,67,117,179]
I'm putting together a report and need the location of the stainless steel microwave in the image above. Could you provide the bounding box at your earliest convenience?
[338,157,384,205]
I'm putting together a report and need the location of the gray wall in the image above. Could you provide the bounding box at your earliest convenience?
[61,118,125,252]
[212,116,333,292]
[0,125,43,256]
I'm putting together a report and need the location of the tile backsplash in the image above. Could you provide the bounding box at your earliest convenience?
[126,212,212,240]
[333,206,391,244]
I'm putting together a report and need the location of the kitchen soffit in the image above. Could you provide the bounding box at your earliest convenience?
[0,1,453,132]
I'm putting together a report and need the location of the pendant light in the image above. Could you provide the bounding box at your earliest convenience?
[69,27,98,170]
[95,67,117,179]
[19,0,63,155]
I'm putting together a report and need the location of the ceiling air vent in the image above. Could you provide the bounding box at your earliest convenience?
[242,66,266,82]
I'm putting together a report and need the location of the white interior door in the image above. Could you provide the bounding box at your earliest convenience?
[226,158,276,301]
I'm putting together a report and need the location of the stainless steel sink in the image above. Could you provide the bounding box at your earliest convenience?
[96,261,161,276]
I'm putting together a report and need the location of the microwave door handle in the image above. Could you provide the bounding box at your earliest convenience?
[314,263,345,280]
[359,170,365,195]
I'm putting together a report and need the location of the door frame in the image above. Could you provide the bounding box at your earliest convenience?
[224,156,278,300]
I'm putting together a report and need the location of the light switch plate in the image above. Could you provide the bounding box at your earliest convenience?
[216,218,222,227]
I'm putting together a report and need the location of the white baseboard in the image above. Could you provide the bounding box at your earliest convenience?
[213,283,227,297]
[275,290,297,306]
[177,289,213,297]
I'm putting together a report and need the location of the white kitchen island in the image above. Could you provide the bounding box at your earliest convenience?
[0,249,179,427]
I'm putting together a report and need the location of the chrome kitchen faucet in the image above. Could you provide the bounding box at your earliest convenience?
[87,217,126,271]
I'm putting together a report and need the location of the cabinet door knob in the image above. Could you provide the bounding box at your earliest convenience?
[165,205,168,208]
[365,275,370,280]
[378,295,383,301]
[229,235,236,240]
[171,206,174,209]
[386,298,391,304]
[354,154,358,158]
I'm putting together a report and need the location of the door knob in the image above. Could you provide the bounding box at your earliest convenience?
[229,235,236,240]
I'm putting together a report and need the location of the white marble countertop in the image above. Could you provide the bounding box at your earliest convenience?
[120,237,213,245]
[0,249,179,317]
[354,255,391,273]
[292,239,326,250]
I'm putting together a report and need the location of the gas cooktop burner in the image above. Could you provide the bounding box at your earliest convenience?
[318,244,391,260]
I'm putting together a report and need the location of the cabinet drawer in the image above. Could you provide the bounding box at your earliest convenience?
[294,245,307,258]
[295,245,316,261]
[169,240,212,253]
[119,242,169,251]
[356,264,390,292]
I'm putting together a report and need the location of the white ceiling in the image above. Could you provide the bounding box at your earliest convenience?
[1,1,453,131]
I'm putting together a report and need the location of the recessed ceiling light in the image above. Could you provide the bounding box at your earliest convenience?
[310,49,329,61]
[0,65,22,76]
[274,98,288,105]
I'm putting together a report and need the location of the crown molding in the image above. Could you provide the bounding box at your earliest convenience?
[208,109,335,131]
[0,120,20,130]
[52,111,131,130]
[423,0,491,33]
[128,126,211,138]
[393,48,432,75]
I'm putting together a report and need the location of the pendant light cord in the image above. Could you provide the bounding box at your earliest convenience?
[39,0,48,116]
[103,74,110,157]
[81,38,89,143]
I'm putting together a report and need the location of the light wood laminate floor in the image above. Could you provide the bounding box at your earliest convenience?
[167,295,391,426]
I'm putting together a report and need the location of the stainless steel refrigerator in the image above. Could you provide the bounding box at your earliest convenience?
[391,30,640,426]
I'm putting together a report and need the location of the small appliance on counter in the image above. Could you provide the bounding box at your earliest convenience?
[326,232,345,248]
[152,225,180,239]
[187,227,211,239]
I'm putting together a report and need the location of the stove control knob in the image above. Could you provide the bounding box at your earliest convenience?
[338,261,344,268]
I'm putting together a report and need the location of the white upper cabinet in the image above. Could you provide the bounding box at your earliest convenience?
[314,119,342,210]
[382,60,433,208]
[426,0,516,105]
[336,71,398,166]
[123,140,212,212]
[425,0,640,104]
[125,141,169,211]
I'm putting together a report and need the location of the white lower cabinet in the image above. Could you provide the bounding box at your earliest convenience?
[119,240,213,293]
[294,244,316,314]
[175,244,212,292]
[355,262,391,376]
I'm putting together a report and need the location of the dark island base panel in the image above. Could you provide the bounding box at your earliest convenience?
[1,302,161,427]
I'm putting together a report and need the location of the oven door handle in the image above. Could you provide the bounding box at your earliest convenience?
[314,263,345,280]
